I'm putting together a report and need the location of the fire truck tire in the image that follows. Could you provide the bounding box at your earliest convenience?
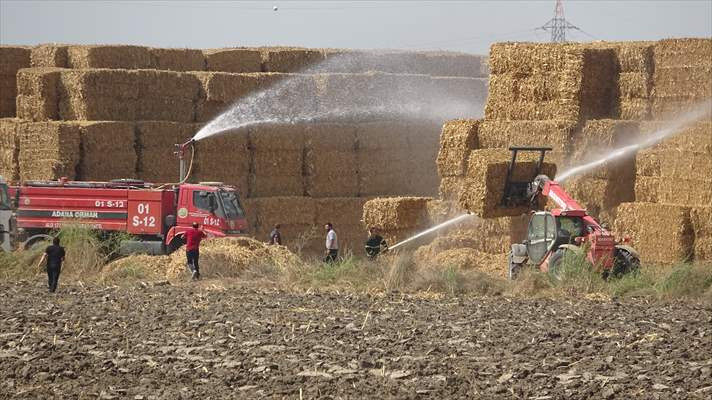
[610,247,640,279]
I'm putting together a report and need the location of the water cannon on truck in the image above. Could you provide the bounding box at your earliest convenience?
[503,147,640,280]
[0,140,248,255]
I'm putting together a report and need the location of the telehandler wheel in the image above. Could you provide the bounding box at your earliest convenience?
[547,248,569,280]
[609,248,640,279]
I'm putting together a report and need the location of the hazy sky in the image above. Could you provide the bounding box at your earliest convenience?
[1,0,711,54]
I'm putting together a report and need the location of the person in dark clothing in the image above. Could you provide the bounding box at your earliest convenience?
[269,224,282,245]
[365,227,388,259]
[184,222,206,280]
[40,237,65,293]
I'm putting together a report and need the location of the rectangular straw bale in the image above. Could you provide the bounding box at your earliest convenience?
[203,48,262,73]
[261,47,325,73]
[136,122,195,183]
[436,119,480,177]
[560,177,634,224]
[304,124,358,197]
[650,98,711,120]
[618,99,651,120]
[250,123,305,151]
[459,149,556,218]
[253,196,316,226]
[194,100,227,122]
[30,45,69,67]
[357,153,413,196]
[618,72,651,99]
[136,70,201,99]
[614,42,654,73]
[690,207,712,238]
[67,45,152,69]
[0,118,21,181]
[430,77,487,113]
[653,38,712,68]
[355,51,421,74]
[192,128,250,193]
[355,121,411,150]
[653,66,712,99]
[149,48,205,71]
[77,122,136,181]
[487,72,577,104]
[488,42,587,75]
[249,174,304,198]
[59,95,137,121]
[196,72,263,103]
[0,46,31,74]
[59,69,138,99]
[362,197,431,231]
[484,99,580,121]
[613,202,694,264]
[315,197,369,228]
[636,149,712,181]
[318,49,365,73]
[478,120,577,154]
[17,121,81,180]
[634,176,712,206]
[15,68,62,120]
[135,97,194,122]
[411,52,485,77]
[640,121,711,154]
[568,119,640,179]
[439,176,465,200]
[241,198,258,233]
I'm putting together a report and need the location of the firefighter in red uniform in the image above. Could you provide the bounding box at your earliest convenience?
[185,222,206,280]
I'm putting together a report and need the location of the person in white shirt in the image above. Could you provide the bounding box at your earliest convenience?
[324,222,338,263]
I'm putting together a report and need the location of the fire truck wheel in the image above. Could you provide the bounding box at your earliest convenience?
[610,248,640,279]
[24,234,53,251]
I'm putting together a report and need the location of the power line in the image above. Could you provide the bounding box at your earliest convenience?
[536,0,583,43]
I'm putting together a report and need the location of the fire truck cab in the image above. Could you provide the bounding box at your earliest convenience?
[5,178,248,255]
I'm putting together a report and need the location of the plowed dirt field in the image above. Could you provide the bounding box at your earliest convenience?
[1,281,711,399]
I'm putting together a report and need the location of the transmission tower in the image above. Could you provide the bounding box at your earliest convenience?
[539,0,581,43]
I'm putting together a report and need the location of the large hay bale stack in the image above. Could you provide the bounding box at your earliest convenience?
[304,123,358,197]
[361,197,431,245]
[192,128,250,195]
[249,124,305,197]
[614,202,694,264]
[203,48,262,73]
[30,45,69,68]
[634,176,711,207]
[0,46,31,117]
[652,39,712,119]
[485,43,618,122]
[262,48,325,73]
[149,48,205,71]
[77,121,136,181]
[17,121,81,180]
[458,149,556,218]
[0,119,21,181]
[602,42,654,120]
[136,122,195,183]
[66,45,152,69]
[15,68,62,121]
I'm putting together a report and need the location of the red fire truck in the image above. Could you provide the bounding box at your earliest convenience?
[0,141,248,255]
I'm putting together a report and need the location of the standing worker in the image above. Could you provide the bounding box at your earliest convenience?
[269,224,282,245]
[185,222,206,280]
[37,237,65,293]
[324,222,338,263]
[364,227,388,259]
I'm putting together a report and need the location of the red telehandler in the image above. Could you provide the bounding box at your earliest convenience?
[0,140,248,255]
[504,147,640,280]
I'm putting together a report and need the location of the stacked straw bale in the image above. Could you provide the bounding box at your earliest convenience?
[691,207,712,261]
[485,43,618,122]
[30,45,69,68]
[77,121,136,181]
[261,47,325,73]
[203,48,262,73]
[602,42,654,120]
[251,196,316,251]
[314,197,370,254]
[614,202,694,264]
[15,68,62,121]
[192,128,250,194]
[410,52,485,77]
[652,39,712,119]
[436,119,480,200]
[17,121,81,180]
[429,77,488,114]
[0,47,31,117]
[478,120,576,155]
[58,69,139,121]
[66,45,152,69]
[136,122,195,183]
[0,119,21,181]
[458,149,556,218]
[149,48,205,72]
[135,70,200,122]
[304,124,358,197]
[249,124,305,197]
[194,72,273,122]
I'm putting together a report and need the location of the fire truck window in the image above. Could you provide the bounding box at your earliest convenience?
[218,191,244,219]
[193,191,214,212]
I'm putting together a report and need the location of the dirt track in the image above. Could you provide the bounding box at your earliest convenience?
[1,281,711,399]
